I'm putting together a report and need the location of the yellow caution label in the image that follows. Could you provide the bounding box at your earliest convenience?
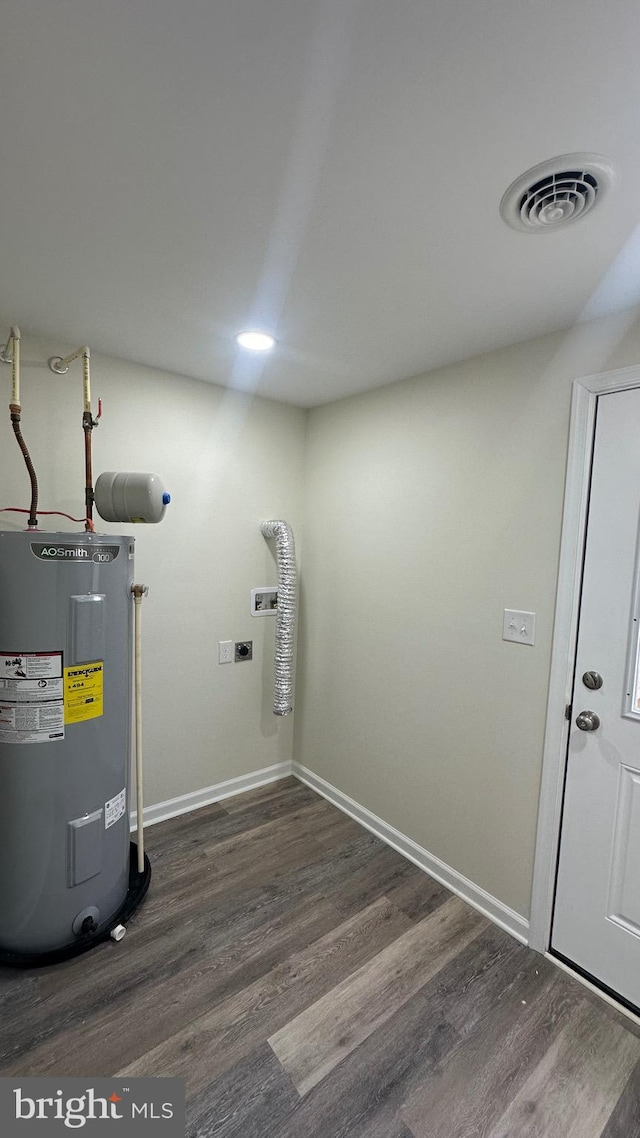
[64,662,104,724]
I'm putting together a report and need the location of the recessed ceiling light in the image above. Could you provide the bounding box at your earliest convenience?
[236,331,276,352]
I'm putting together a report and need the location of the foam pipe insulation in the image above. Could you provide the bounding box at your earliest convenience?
[261,519,297,715]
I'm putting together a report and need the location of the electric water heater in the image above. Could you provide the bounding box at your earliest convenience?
[0,530,146,960]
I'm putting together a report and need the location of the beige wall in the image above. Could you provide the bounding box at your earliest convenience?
[295,310,640,919]
[5,313,640,920]
[1,334,306,807]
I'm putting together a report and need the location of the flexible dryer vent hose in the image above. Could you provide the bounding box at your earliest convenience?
[261,520,297,716]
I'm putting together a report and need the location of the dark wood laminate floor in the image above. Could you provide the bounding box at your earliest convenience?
[1,776,639,1137]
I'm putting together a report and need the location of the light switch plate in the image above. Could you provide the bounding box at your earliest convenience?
[503,609,536,646]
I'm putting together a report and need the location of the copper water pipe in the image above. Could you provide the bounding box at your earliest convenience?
[49,346,100,532]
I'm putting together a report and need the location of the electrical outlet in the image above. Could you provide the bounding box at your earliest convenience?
[218,640,233,664]
[503,610,536,646]
[235,641,253,662]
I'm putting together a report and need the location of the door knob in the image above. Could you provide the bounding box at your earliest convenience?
[576,710,601,732]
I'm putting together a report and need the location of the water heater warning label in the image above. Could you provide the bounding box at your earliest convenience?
[64,662,104,724]
[0,703,65,744]
[105,787,126,829]
[0,652,65,743]
[0,652,62,680]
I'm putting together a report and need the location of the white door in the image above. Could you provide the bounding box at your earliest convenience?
[553,385,640,1009]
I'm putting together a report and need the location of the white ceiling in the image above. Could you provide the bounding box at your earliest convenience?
[2,0,640,407]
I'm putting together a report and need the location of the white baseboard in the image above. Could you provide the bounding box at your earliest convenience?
[130,755,529,947]
[130,761,292,830]
[292,762,530,946]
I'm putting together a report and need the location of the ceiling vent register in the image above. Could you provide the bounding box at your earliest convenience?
[500,154,616,233]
